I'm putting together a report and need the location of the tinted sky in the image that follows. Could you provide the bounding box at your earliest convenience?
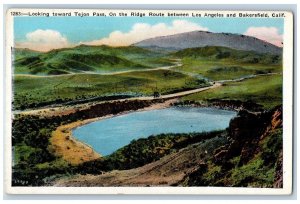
[14,16,284,43]
[14,16,284,51]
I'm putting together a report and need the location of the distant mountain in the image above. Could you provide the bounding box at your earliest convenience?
[13,45,172,75]
[134,31,282,55]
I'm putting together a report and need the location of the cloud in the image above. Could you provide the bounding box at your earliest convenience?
[15,21,207,51]
[244,27,283,47]
[82,20,208,46]
[15,29,70,52]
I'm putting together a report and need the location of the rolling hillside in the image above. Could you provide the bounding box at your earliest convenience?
[14,48,41,60]
[169,46,282,81]
[13,45,173,75]
[13,69,208,110]
[172,46,282,64]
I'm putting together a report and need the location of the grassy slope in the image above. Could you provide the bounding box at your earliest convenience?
[14,45,173,75]
[188,128,282,187]
[14,45,282,110]
[171,46,282,81]
[182,74,282,110]
[59,133,229,187]
[14,48,41,60]
[62,127,282,187]
[13,70,208,110]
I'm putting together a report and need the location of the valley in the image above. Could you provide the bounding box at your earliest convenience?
[11,30,283,188]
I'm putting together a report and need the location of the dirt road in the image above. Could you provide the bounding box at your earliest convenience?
[16,82,220,116]
[15,70,279,116]
[14,60,182,78]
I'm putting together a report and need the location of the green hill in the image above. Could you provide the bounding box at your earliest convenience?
[170,46,282,81]
[13,69,208,110]
[13,48,41,60]
[172,46,282,65]
[14,45,173,75]
[182,74,282,110]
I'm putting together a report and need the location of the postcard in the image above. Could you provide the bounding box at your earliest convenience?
[5,9,293,194]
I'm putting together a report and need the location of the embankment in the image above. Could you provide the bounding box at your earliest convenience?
[174,99,264,112]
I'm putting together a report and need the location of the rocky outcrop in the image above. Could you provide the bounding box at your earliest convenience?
[260,106,283,140]
[214,105,282,165]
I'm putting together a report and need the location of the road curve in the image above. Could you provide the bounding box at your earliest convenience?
[15,82,220,116]
[13,60,182,78]
[14,72,280,116]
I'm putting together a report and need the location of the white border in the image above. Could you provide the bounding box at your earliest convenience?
[4,9,294,195]
[282,10,294,197]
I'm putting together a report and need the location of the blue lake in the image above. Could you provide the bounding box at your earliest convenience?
[73,107,237,156]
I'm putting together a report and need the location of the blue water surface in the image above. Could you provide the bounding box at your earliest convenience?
[73,107,237,156]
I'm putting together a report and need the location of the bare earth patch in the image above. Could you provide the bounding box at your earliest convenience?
[50,119,102,165]
[54,137,224,187]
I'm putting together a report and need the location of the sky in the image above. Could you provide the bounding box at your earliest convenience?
[14,16,284,52]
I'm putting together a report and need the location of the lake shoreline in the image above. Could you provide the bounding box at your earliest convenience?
[50,98,179,165]
[50,96,261,165]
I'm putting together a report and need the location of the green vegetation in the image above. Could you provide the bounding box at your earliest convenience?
[171,46,282,81]
[14,145,44,165]
[14,48,41,60]
[13,45,283,110]
[173,46,281,64]
[104,131,224,170]
[13,70,208,110]
[14,45,173,75]
[229,157,275,187]
[75,130,226,175]
[12,116,72,186]
[182,74,282,109]
[187,128,282,187]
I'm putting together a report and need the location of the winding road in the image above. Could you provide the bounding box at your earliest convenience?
[14,59,182,78]
[14,57,281,116]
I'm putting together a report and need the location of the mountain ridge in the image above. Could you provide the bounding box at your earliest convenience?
[134,30,282,55]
